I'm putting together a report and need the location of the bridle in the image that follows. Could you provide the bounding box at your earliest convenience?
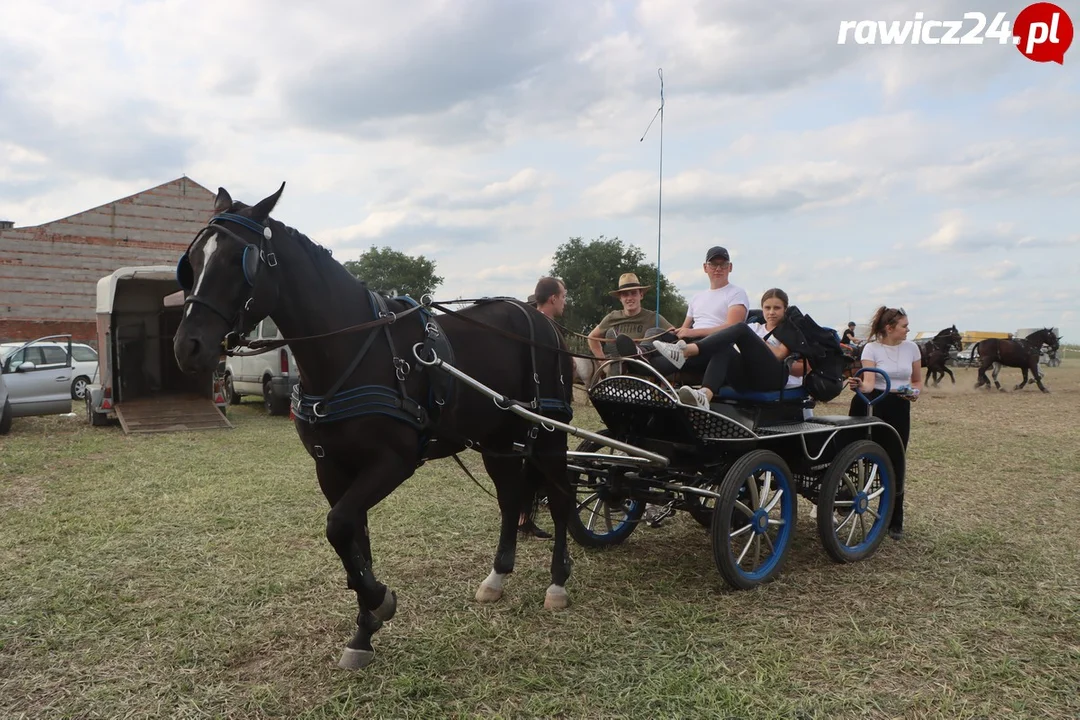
[177,212,278,350]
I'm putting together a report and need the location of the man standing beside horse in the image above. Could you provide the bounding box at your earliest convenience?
[518,276,569,539]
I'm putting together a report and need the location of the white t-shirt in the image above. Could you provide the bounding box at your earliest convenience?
[688,283,750,330]
[754,323,802,389]
[861,340,922,392]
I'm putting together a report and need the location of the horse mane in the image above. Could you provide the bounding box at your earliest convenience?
[271,219,365,290]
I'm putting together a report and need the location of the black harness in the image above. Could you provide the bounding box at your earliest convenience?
[290,293,455,441]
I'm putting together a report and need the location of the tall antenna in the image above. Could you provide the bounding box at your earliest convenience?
[640,68,664,318]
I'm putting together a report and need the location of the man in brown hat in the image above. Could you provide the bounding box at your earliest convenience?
[587,272,674,359]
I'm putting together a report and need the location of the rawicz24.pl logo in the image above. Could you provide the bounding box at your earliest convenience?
[837,3,1074,64]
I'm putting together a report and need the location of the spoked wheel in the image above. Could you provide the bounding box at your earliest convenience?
[566,431,645,548]
[816,440,895,563]
[711,450,797,590]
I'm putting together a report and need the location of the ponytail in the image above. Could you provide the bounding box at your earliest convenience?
[869,306,907,341]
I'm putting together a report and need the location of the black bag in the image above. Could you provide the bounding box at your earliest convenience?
[769,306,847,402]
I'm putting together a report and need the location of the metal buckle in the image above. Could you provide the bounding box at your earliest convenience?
[425,321,440,337]
[244,297,254,312]
[379,310,397,323]
[394,358,410,381]
[312,401,328,418]
[313,444,325,458]
[264,251,278,267]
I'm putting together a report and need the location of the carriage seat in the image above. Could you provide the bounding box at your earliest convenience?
[713,385,810,404]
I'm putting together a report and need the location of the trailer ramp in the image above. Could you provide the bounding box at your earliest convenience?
[114,395,232,434]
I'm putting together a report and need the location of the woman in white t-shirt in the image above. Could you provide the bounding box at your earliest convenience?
[650,288,806,408]
[847,305,923,539]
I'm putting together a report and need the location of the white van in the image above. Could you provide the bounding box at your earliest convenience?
[224,317,298,415]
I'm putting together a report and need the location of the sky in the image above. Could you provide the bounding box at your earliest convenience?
[1,0,1078,339]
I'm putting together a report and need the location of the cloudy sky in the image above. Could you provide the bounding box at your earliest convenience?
[2,0,1077,339]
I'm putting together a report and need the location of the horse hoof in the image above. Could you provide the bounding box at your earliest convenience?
[372,590,397,622]
[544,585,570,610]
[475,583,503,604]
[338,647,375,670]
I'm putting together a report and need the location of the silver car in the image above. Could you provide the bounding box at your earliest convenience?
[0,335,75,433]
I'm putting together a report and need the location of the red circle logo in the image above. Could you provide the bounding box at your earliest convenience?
[1014,2,1074,63]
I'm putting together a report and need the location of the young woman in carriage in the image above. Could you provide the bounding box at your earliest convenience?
[641,288,806,408]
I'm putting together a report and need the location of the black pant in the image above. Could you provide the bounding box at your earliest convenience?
[849,390,910,532]
[646,324,787,392]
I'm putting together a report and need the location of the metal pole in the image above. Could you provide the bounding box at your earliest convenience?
[641,68,664,319]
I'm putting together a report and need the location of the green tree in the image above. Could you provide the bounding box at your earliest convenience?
[550,236,687,335]
[343,246,444,298]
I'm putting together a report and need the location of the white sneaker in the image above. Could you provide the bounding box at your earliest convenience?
[652,339,687,369]
[677,385,710,409]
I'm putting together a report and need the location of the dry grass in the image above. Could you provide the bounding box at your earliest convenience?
[1,362,1078,719]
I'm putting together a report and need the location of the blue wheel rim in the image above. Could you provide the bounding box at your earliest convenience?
[831,453,891,554]
[727,462,795,582]
[577,493,641,540]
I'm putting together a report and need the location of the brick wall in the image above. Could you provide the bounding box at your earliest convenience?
[0,177,214,343]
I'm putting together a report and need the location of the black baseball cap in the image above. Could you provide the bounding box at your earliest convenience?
[705,246,730,263]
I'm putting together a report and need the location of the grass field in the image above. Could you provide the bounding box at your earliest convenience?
[2,363,1079,719]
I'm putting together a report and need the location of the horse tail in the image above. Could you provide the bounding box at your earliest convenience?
[971,341,980,363]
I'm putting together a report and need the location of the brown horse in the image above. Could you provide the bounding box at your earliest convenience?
[973,328,1059,393]
[920,325,963,386]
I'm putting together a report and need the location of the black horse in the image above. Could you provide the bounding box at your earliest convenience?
[973,328,1060,393]
[172,184,575,670]
[919,325,963,386]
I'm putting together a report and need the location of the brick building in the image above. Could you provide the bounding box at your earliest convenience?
[0,177,215,345]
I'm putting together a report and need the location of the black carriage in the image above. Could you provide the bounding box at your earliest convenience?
[564,361,905,591]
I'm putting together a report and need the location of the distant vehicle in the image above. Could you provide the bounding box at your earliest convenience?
[224,316,298,415]
[0,335,75,433]
[0,341,98,399]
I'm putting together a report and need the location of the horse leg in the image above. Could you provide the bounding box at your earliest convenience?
[1033,364,1050,393]
[976,360,990,389]
[992,362,1003,391]
[475,453,526,604]
[1016,367,1029,391]
[944,366,955,385]
[319,459,407,670]
[534,437,572,610]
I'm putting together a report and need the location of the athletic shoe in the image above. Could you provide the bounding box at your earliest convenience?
[652,339,687,369]
[677,385,710,409]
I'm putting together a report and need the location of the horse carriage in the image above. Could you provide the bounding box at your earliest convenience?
[560,360,904,590]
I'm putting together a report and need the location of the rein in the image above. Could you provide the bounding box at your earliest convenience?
[229,294,646,363]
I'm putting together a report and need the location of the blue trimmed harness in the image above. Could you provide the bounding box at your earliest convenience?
[289,294,572,461]
[290,293,454,442]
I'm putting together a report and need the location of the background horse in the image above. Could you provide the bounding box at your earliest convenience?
[920,325,963,386]
[973,328,1059,393]
[173,184,575,670]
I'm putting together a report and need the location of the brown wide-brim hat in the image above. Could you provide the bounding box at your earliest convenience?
[609,272,651,296]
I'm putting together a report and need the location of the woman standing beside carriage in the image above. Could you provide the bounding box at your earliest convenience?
[847,306,923,540]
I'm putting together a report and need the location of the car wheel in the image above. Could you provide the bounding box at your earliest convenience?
[71,376,90,400]
[0,399,12,435]
[225,374,240,405]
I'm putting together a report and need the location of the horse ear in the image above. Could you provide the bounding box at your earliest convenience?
[249,182,286,223]
[214,187,233,214]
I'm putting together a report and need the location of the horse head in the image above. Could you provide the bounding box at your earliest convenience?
[1026,328,1059,353]
[947,324,963,351]
[173,184,285,374]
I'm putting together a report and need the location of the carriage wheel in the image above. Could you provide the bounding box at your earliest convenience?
[711,450,797,591]
[816,440,895,563]
[566,432,645,548]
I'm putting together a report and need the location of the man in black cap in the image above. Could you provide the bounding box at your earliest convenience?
[841,321,861,347]
[620,246,749,376]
